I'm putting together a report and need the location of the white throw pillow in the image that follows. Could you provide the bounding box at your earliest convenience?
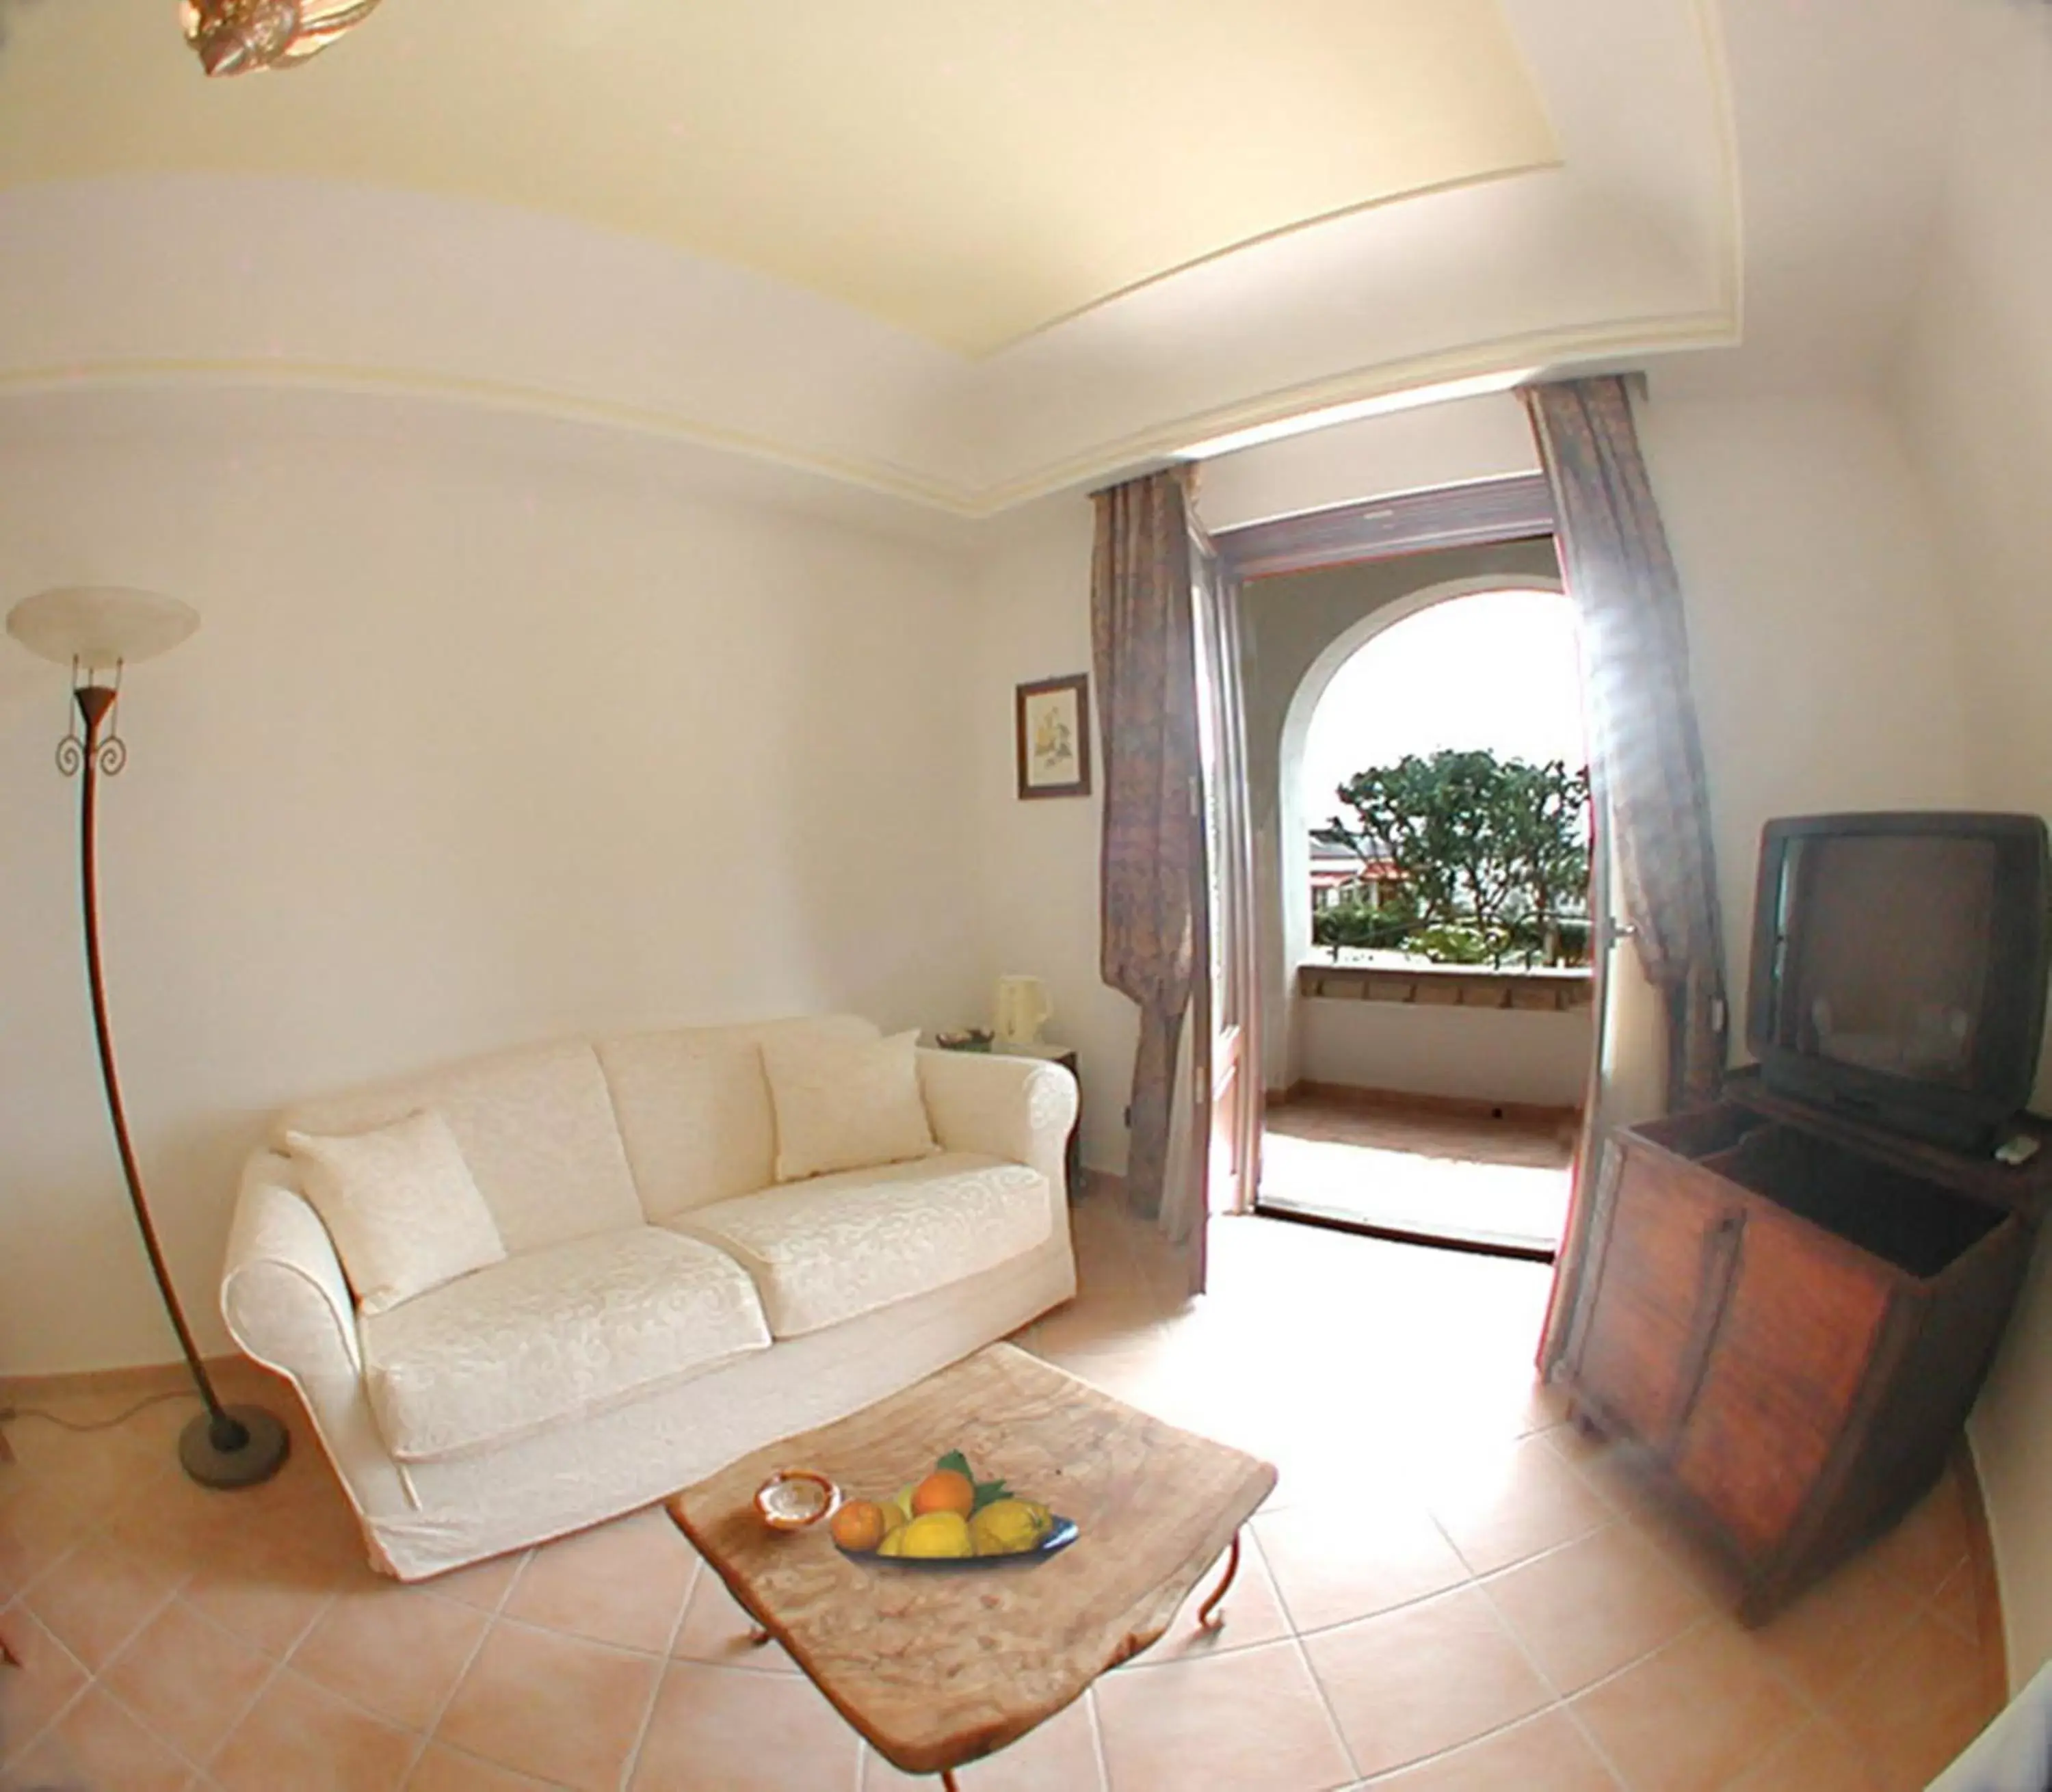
[761,1028,939,1182]
[285,1109,507,1315]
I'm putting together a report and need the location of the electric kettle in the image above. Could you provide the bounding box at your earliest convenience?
[994,975,1053,1047]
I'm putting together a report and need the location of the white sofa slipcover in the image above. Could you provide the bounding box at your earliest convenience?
[220,1015,1078,1580]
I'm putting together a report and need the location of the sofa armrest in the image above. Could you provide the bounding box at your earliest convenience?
[220,1150,363,1384]
[917,1049,1079,1198]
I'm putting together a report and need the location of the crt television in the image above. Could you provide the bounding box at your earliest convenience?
[1746,811,2052,1155]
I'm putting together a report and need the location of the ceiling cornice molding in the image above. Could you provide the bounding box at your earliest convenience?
[1691,0,1747,339]
[0,296,1742,520]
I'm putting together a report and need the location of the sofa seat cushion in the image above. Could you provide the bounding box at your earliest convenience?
[361,1228,772,1462]
[670,1151,1052,1339]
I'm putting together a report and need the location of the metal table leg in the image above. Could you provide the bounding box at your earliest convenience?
[1196,1531,1243,1631]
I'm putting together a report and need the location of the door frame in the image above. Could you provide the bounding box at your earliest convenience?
[1207,473,1605,1263]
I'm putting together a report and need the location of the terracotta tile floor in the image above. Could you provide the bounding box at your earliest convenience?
[0,1194,2000,1791]
[1261,1096,1577,1253]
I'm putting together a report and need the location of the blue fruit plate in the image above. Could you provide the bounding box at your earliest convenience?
[840,1515,1079,1569]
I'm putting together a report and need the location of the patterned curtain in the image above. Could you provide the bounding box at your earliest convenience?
[1524,377,1728,1112]
[1091,468,1205,1231]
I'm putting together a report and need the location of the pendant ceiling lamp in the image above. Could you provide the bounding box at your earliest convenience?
[181,0,384,77]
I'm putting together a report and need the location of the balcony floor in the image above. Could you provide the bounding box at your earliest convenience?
[1259,1091,1577,1255]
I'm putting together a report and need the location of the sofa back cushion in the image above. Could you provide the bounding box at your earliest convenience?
[596,1014,880,1222]
[272,1040,642,1255]
[284,1109,508,1315]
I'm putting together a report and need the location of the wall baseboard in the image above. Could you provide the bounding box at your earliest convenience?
[1957,1436,2010,1703]
[0,1353,267,1408]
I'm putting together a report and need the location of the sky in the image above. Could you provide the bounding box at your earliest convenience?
[1301,589,1588,826]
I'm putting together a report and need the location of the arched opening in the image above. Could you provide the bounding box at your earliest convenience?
[1263,581,1595,1255]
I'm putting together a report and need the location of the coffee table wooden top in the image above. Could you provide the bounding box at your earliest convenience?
[665,1343,1277,1777]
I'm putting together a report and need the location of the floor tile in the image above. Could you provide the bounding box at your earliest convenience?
[421,1551,529,1615]
[1931,1560,1979,1642]
[1358,1707,1620,1791]
[1302,1583,1553,1778]
[670,1559,800,1674]
[1864,1473,1973,1600]
[406,1739,585,1790]
[207,1666,417,1792]
[1824,1609,1992,1792]
[1252,1497,1471,1635]
[101,1595,277,1763]
[501,1507,696,1655]
[1484,1523,1708,1694]
[629,1660,862,1791]
[178,1530,344,1659]
[1746,1548,1922,1704]
[290,1582,492,1731]
[1093,1638,1354,1792]
[1114,1529,1293,1668]
[9,1682,195,1792]
[860,1693,1105,1789]
[1721,1716,1883,1792]
[434,1619,660,1792]
[0,1143,2011,1792]
[1570,1619,1806,1792]
[1424,1434,1614,1577]
[0,1602,91,1769]
[21,1527,185,1672]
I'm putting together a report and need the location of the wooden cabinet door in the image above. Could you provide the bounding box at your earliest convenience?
[1572,1148,1735,1448]
[1673,1204,1891,1555]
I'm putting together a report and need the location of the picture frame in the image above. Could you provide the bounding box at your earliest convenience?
[1015,673,1092,800]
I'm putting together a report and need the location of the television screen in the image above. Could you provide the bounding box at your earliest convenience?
[1763,834,1996,1090]
[1748,812,2051,1151]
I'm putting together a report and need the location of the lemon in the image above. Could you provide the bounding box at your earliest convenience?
[876,1526,906,1557]
[969,1499,1047,1557]
[899,1512,974,1559]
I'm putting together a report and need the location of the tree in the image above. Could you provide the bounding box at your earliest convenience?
[1326,749,1590,965]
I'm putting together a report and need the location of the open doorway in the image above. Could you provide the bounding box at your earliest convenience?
[1227,523,1599,1262]
[1265,585,1590,1255]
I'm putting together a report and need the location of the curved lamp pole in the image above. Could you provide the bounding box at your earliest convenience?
[8,588,288,1489]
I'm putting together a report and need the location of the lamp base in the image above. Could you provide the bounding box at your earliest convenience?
[178,1404,290,1490]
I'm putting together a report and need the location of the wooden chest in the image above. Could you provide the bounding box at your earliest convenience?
[1557,1071,2050,1620]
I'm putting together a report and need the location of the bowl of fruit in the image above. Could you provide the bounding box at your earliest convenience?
[828,1451,1077,1568]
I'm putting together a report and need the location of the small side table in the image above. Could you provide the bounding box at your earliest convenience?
[1001,1040,1082,1202]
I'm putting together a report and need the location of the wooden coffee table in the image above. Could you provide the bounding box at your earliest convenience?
[665,1343,1277,1785]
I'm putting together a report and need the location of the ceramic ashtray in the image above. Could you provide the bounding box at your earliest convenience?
[754,1468,840,1531]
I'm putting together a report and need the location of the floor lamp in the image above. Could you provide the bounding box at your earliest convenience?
[8,588,289,1489]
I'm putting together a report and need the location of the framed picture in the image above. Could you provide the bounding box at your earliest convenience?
[1015,673,1092,800]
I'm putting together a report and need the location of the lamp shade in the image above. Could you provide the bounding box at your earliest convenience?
[6,588,200,672]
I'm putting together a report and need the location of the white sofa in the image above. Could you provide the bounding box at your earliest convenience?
[218,1015,1079,1580]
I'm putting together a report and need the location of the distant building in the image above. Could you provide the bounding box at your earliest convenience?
[1309,826,1399,912]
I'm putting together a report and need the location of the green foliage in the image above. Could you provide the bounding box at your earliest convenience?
[1313,893,1416,955]
[1325,748,1592,966]
[1408,923,1502,965]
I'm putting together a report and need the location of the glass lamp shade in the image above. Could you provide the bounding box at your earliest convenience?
[6,589,200,672]
[180,0,384,76]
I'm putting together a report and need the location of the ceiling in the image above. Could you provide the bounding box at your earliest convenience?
[0,0,1557,356]
[0,0,1955,516]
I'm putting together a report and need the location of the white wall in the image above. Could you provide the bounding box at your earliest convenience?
[1633,382,1975,1041]
[0,388,986,1375]
[1299,999,1594,1109]
[968,497,1140,1174]
[1889,3,2052,1690]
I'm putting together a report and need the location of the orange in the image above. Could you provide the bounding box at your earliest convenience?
[910,1468,975,1519]
[829,1499,887,1553]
